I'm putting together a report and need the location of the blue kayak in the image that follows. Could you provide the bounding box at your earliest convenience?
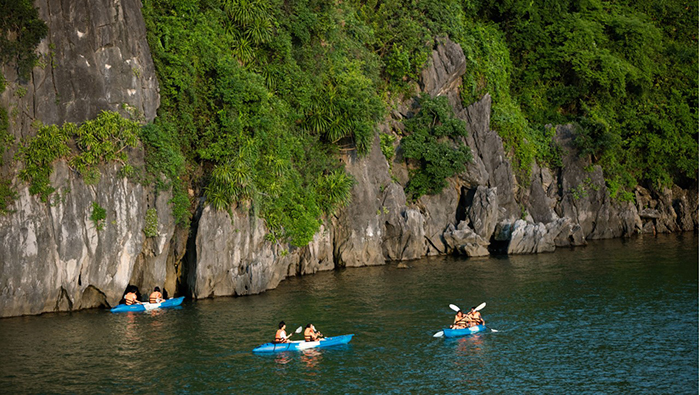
[442,325,487,338]
[110,296,185,313]
[252,334,354,353]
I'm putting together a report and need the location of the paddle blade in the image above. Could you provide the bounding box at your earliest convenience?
[295,326,303,333]
[143,302,159,311]
[475,302,486,311]
[490,328,499,332]
[449,304,461,312]
[433,331,444,338]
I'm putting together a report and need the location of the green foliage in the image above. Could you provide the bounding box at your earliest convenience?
[459,23,512,105]
[90,201,107,231]
[0,0,48,79]
[401,95,471,200]
[142,0,386,245]
[69,111,140,180]
[0,106,11,164]
[379,133,396,161]
[0,178,17,214]
[144,207,158,237]
[139,122,185,189]
[15,86,27,98]
[169,180,191,227]
[354,0,464,96]
[16,124,71,201]
[138,0,697,235]
[315,169,355,217]
[469,0,698,192]
[16,111,139,202]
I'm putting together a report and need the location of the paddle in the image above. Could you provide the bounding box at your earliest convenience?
[449,302,486,312]
[286,326,303,341]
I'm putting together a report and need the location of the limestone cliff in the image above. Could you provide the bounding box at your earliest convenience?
[0,0,164,317]
[0,4,696,318]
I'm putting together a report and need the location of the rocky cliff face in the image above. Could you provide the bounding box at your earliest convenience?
[0,0,164,317]
[0,6,696,318]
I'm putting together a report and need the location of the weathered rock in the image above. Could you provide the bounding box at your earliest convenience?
[421,180,461,255]
[554,125,640,239]
[333,133,392,267]
[130,189,176,296]
[635,184,698,234]
[639,208,661,219]
[381,184,426,261]
[494,220,556,254]
[654,187,681,233]
[1,0,159,146]
[464,95,520,221]
[0,163,150,317]
[672,184,699,231]
[525,162,559,224]
[552,218,587,247]
[0,0,164,317]
[466,186,499,240]
[190,204,279,298]
[443,222,490,256]
[419,36,466,98]
[293,225,335,275]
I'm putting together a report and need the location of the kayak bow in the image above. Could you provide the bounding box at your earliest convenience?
[110,296,185,313]
[252,334,354,353]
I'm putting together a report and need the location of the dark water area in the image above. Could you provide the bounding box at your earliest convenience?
[1,233,697,394]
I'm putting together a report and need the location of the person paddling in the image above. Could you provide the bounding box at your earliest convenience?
[274,321,294,343]
[124,289,141,305]
[304,324,324,342]
[466,306,485,327]
[149,287,164,304]
[450,310,469,329]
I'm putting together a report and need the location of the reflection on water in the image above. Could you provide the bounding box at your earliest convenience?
[274,353,292,366]
[300,348,323,370]
[0,233,696,394]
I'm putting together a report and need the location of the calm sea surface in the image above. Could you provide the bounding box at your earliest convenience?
[1,233,697,394]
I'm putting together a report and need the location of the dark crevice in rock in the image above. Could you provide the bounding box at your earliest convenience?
[182,199,204,298]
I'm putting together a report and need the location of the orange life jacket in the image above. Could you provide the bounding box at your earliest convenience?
[304,328,317,341]
[149,292,163,303]
[454,314,469,327]
[275,329,287,343]
[125,292,137,305]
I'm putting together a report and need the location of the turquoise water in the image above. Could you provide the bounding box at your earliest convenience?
[1,233,697,393]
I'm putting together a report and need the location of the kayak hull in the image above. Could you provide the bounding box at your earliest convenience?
[442,325,487,338]
[110,296,185,313]
[252,334,354,353]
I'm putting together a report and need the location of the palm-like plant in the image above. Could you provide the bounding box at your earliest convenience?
[316,169,355,216]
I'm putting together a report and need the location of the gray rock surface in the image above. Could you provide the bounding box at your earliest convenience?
[332,133,392,267]
[419,36,467,97]
[463,95,520,222]
[466,186,499,239]
[0,0,162,317]
[1,0,158,144]
[380,184,426,261]
[443,221,490,256]
[0,163,151,317]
